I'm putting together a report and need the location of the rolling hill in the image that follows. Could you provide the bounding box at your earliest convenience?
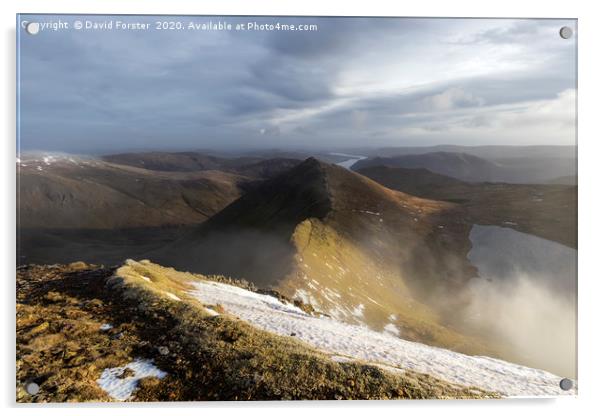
[18,155,250,230]
[16,154,264,265]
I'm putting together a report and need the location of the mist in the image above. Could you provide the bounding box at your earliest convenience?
[463,225,577,378]
[462,274,576,378]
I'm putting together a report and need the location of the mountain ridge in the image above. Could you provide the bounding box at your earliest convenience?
[151,158,489,356]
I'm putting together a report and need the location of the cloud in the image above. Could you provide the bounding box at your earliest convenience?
[454,19,567,46]
[422,87,485,111]
[462,89,576,131]
[390,89,576,145]
[17,15,577,152]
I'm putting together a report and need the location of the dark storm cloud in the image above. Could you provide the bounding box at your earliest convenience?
[17,15,576,153]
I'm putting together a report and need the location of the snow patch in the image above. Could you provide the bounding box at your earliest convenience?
[99,323,113,331]
[293,289,319,310]
[383,323,400,337]
[351,304,365,318]
[188,280,574,397]
[357,210,381,216]
[192,280,306,316]
[203,306,220,316]
[366,296,381,306]
[96,359,167,401]
[325,288,341,299]
[164,292,181,301]
[328,304,351,320]
[331,355,353,363]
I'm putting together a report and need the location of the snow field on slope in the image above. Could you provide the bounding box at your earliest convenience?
[189,280,575,397]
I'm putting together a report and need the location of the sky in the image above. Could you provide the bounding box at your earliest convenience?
[17,15,577,153]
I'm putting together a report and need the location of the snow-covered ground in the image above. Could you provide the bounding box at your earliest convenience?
[16,153,97,169]
[96,358,167,401]
[189,280,575,397]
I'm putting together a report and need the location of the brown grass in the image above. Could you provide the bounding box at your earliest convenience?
[16,262,500,402]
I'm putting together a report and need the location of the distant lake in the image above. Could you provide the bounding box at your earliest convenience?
[468,224,576,295]
[330,153,367,170]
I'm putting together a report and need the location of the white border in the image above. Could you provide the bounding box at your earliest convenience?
[2,1,601,415]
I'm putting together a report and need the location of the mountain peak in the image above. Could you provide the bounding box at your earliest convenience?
[302,156,321,164]
[288,156,331,176]
[205,157,333,230]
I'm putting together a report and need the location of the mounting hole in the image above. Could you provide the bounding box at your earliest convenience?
[559,378,573,391]
[25,22,40,35]
[559,26,573,40]
[25,382,40,395]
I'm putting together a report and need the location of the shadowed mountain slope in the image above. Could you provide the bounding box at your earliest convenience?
[17,155,255,265]
[18,157,249,230]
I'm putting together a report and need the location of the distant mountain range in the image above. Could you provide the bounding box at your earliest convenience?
[352,152,498,182]
[102,151,300,177]
[342,144,576,159]
[351,150,576,184]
